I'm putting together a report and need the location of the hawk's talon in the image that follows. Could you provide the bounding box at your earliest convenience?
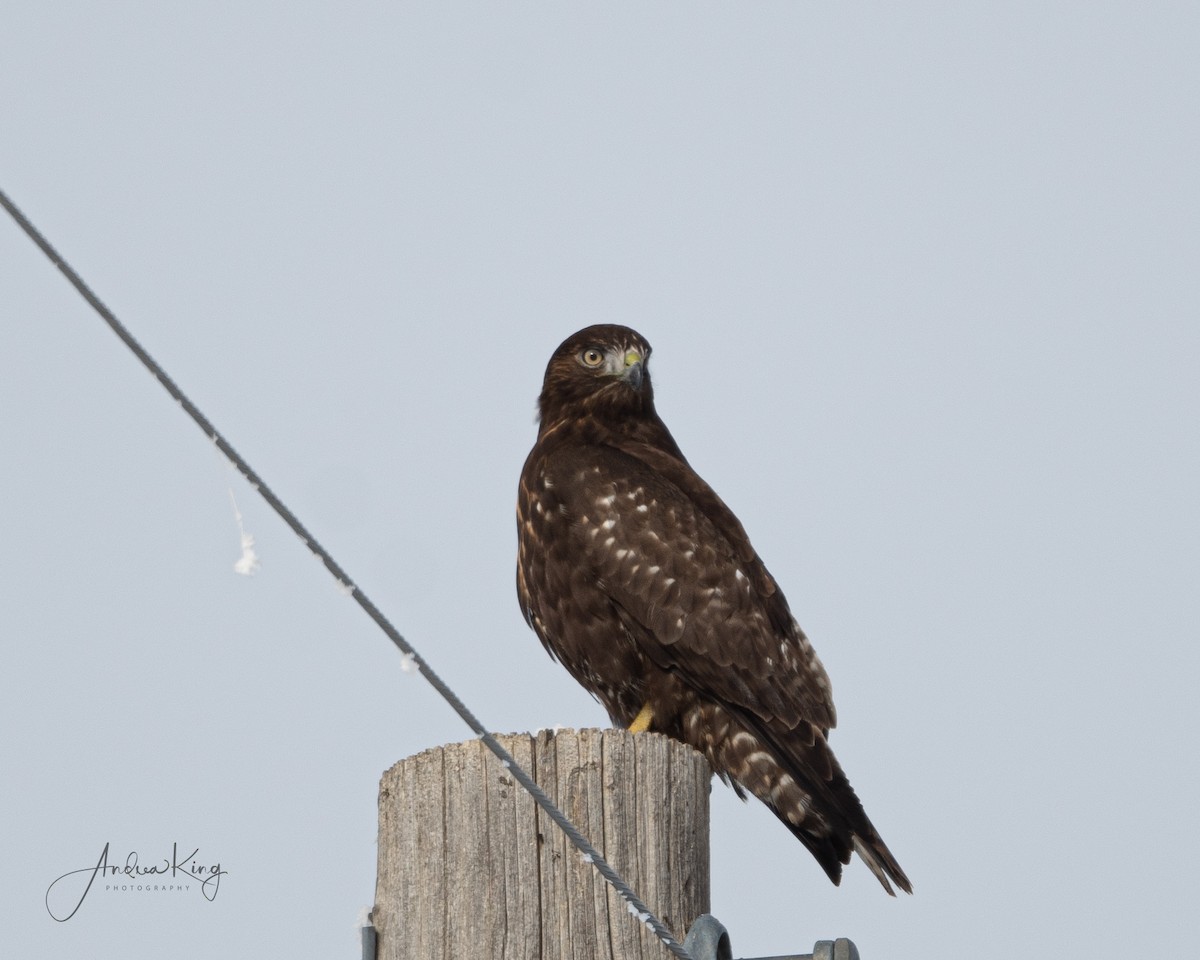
[628,702,654,734]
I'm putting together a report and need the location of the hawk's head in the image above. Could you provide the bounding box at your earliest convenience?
[537,325,657,432]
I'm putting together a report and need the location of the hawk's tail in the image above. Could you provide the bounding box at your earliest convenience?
[852,834,911,897]
[687,702,912,895]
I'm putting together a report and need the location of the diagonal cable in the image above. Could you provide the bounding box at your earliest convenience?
[0,186,694,960]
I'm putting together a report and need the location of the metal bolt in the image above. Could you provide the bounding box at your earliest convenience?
[812,938,861,960]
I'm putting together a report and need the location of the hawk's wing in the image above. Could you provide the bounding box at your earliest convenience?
[547,439,837,734]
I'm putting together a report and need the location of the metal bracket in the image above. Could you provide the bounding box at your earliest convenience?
[684,914,734,960]
[683,913,861,960]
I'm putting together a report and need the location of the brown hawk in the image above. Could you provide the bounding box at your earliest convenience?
[516,324,911,895]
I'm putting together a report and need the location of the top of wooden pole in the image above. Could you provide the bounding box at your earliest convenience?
[374,728,711,960]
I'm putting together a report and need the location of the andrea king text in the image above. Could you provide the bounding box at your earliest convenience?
[45,842,226,921]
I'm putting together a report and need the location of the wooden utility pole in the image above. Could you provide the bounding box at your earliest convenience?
[373,728,711,960]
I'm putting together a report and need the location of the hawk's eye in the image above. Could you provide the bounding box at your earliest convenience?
[579,348,605,368]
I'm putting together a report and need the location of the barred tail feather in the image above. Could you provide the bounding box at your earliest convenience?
[684,700,911,895]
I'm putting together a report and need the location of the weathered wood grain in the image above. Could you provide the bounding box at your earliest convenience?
[374,729,710,960]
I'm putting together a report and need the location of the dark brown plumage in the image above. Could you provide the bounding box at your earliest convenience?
[516,324,911,894]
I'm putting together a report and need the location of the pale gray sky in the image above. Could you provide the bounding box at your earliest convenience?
[3,4,1197,959]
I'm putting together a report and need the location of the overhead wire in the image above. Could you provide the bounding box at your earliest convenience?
[0,186,695,960]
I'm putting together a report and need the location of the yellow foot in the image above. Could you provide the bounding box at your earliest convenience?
[628,702,654,734]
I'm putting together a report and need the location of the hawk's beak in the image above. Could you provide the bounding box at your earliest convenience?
[621,349,644,389]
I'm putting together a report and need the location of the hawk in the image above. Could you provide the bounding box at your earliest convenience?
[516,324,911,894]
